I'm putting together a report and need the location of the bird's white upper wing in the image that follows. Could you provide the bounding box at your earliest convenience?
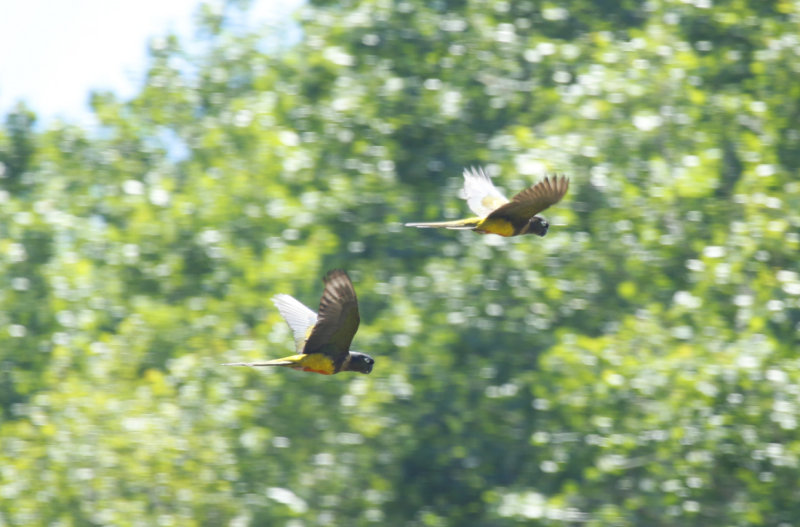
[460,166,509,217]
[272,294,318,352]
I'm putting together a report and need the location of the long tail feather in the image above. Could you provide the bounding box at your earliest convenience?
[222,358,296,367]
[404,218,480,230]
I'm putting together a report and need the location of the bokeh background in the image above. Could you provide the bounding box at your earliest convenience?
[1,0,800,525]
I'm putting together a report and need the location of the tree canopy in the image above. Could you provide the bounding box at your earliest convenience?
[1,0,799,525]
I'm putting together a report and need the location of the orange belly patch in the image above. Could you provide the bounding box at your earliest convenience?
[302,367,333,375]
[296,353,336,375]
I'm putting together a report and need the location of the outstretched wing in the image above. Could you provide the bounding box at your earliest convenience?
[485,174,569,226]
[302,270,360,367]
[461,166,509,217]
[272,294,318,352]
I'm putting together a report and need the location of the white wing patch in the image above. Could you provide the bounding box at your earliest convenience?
[272,294,317,352]
[460,166,509,217]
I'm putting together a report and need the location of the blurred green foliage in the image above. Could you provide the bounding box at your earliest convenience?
[1,0,800,525]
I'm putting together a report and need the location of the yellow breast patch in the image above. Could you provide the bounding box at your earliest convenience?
[297,353,336,375]
[475,217,515,237]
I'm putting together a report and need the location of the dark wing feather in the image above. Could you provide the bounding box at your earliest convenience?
[486,175,569,226]
[302,270,360,368]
